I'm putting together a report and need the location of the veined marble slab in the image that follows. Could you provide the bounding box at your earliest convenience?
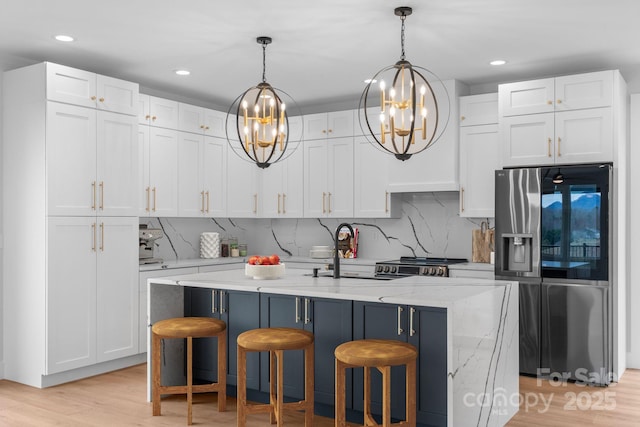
[148,267,518,426]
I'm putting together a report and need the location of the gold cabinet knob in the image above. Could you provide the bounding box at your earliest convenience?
[200,125,205,129]
[547,100,552,105]
[145,115,150,120]
[205,126,210,130]
[99,97,104,102]
[460,115,466,121]
[557,99,562,104]
[90,96,97,101]
[328,129,333,133]
[152,116,157,121]
[322,130,327,133]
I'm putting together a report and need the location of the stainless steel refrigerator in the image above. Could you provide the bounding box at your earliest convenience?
[495,164,612,385]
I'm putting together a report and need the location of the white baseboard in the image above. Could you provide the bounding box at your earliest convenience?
[40,354,146,388]
[626,351,640,370]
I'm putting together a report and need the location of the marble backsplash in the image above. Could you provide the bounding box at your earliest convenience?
[140,192,493,262]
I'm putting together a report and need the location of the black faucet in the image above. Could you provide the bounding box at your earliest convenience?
[333,223,355,279]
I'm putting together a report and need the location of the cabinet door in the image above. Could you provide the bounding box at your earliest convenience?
[261,161,285,217]
[138,126,151,216]
[178,103,205,134]
[46,102,97,216]
[96,217,138,362]
[305,297,353,407]
[281,146,304,217]
[327,110,354,138]
[96,74,138,115]
[353,302,408,420]
[459,93,498,126]
[304,112,329,140]
[222,290,261,388]
[500,113,555,167]
[459,124,500,217]
[97,111,138,216]
[499,78,555,116]
[149,96,179,129]
[554,71,613,111]
[259,294,305,398]
[408,306,448,427]
[47,217,97,374]
[203,108,227,138]
[226,151,260,217]
[185,287,221,382]
[46,62,96,108]
[178,132,204,217]
[554,107,613,164]
[138,94,150,124]
[354,137,395,218]
[203,136,228,217]
[303,140,328,217]
[149,128,179,217]
[328,137,354,218]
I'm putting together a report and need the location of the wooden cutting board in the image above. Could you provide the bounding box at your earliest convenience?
[472,223,495,263]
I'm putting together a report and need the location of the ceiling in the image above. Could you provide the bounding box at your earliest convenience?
[2,0,640,112]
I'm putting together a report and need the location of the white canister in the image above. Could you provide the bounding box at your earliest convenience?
[200,232,220,259]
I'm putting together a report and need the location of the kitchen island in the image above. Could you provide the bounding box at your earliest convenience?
[147,267,518,427]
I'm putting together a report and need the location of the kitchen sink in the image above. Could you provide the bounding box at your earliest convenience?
[303,272,396,281]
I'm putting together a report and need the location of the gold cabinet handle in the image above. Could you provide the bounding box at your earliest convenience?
[327,192,332,214]
[557,137,562,157]
[277,193,281,214]
[206,191,210,213]
[547,138,552,157]
[91,96,97,101]
[201,190,205,213]
[253,193,257,214]
[91,181,96,210]
[152,187,157,212]
[99,97,104,103]
[145,187,150,212]
[91,222,96,251]
[385,191,389,213]
[282,193,286,214]
[99,222,104,251]
[99,181,104,210]
[322,192,326,214]
[461,187,465,212]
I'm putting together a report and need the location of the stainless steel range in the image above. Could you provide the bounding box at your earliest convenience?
[375,257,468,278]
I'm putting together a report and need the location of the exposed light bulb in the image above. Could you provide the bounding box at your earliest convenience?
[242,100,248,109]
[389,88,396,98]
[380,81,386,91]
[421,107,427,117]
[379,113,385,123]
[420,85,426,95]
[281,103,286,111]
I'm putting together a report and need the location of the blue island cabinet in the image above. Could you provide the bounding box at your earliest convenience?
[259,293,353,410]
[353,301,447,427]
[184,287,260,390]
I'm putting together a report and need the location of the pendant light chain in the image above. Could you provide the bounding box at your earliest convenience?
[400,14,406,61]
[262,41,267,83]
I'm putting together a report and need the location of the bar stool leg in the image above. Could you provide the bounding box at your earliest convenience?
[152,332,161,416]
[381,366,391,427]
[363,367,375,426]
[218,332,227,412]
[269,350,276,424]
[406,359,417,427]
[304,342,314,427]
[237,346,247,427]
[276,350,284,426]
[334,359,346,427]
[187,336,193,425]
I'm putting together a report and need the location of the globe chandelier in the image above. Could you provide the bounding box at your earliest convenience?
[226,36,302,168]
[359,6,450,161]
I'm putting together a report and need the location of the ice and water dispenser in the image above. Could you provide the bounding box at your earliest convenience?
[501,233,533,273]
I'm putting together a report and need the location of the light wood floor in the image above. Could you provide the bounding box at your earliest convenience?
[0,364,638,426]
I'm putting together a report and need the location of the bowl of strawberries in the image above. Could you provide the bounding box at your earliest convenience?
[245,254,285,279]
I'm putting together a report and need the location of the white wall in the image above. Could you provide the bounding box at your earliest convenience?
[628,94,640,368]
[0,66,5,378]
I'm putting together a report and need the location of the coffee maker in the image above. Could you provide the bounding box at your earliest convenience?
[139,225,164,264]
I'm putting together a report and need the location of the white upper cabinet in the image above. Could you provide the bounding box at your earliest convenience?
[460,92,499,126]
[304,110,354,140]
[139,95,179,129]
[226,150,261,218]
[304,137,354,218]
[202,136,228,217]
[46,62,138,115]
[459,93,500,218]
[46,103,138,216]
[353,136,399,218]
[178,103,227,137]
[387,79,466,192]
[139,127,179,217]
[499,70,620,167]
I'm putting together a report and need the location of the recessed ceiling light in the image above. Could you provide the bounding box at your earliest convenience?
[490,59,507,66]
[54,35,74,42]
[175,69,191,76]
[364,78,377,84]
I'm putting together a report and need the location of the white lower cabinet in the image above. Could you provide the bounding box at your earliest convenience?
[47,216,138,374]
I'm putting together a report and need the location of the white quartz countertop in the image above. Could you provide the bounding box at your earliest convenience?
[447,262,494,271]
[148,267,515,309]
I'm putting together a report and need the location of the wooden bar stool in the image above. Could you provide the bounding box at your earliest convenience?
[152,317,227,425]
[335,339,418,427]
[237,327,314,426]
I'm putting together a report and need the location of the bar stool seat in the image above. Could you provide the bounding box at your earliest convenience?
[335,339,418,427]
[237,327,314,426]
[152,317,227,425]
